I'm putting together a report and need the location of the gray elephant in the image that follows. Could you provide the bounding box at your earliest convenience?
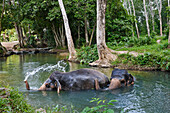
[25,68,134,93]
[109,68,134,90]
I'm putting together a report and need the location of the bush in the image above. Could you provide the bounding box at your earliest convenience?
[82,98,116,113]
[0,85,34,113]
[77,45,98,64]
[107,36,156,48]
[114,52,170,71]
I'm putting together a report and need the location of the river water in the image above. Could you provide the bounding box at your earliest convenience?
[0,54,169,113]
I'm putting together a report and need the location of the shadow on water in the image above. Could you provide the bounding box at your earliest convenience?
[0,53,170,112]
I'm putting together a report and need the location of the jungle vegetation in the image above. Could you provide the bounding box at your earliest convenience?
[0,0,169,67]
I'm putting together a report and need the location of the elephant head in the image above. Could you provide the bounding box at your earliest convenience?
[38,78,61,93]
[108,69,134,90]
[24,78,61,93]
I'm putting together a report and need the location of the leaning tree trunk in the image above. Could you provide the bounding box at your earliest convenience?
[169,24,170,45]
[58,0,76,61]
[0,0,5,35]
[60,24,66,48]
[148,0,155,32]
[127,0,134,37]
[52,23,60,48]
[89,0,117,67]
[168,0,170,48]
[143,0,150,36]
[131,0,140,38]
[85,12,89,46]
[19,26,24,47]
[156,0,162,36]
[14,23,23,48]
[89,22,96,46]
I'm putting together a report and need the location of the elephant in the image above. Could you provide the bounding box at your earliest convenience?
[109,68,134,89]
[25,68,134,93]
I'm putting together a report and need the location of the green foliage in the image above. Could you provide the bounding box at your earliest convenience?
[77,45,98,64]
[0,85,34,113]
[26,35,36,47]
[82,98,116,113]
[0,29,18,42]
[107,36,156,48]
[106,0,132,42]
[114,52,170,71]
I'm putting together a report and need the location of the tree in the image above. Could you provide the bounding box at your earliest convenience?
[168,0,170,47]
[130,0,140,38]
[58,0,77,61]
[0,0,5,34]
[156,0,162,36]
[149,0,156,32]
[143,0,150,36]
[89,0,117,67]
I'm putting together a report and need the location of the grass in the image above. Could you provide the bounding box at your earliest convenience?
[108,39,169,56]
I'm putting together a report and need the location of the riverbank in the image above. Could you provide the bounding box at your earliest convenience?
[76,41,170,71]
[0,41,69,57]
[0,40,169,71]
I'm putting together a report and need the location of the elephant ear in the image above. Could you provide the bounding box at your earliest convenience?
[54,79,62,94]
[128,74,134,84]
[108,78,121,90]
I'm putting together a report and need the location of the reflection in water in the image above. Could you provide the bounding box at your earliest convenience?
[0,53,169,113]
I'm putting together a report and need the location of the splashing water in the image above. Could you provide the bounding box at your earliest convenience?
[24,60,67,81]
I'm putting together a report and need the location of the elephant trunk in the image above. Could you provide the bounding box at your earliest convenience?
[24,80,30,90]
[108,78,121,90]
[38,84,47,90]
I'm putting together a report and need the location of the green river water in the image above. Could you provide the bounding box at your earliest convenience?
[0,53,169,112]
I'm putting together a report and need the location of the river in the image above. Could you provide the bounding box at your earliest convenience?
[0,53,169,112]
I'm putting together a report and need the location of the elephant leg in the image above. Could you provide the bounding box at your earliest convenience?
[94,79,100,90]
[24,80,30,90]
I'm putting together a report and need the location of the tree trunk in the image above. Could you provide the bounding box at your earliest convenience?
[14,23,22,48]
[89,22,96,46]
[131,0,140,38]
[77,24,80,48]
[143,0,150,36]
[168,0,170,47]
[123,0,129,14]
[89,0,117,67]
[58,0,76,61]
[156,0,162,36]
[0,0,5,35]
[168,24,170,45]
[149,0,155,32]
[52,23,61,48]
[85,13,89,46]
[127,0,134,37]
[19,26,24,47]
[28,24,31,38]
[60,24,66,48]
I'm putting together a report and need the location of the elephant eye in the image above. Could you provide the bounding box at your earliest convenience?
[45,84,50,88]
[120,79,125,83]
